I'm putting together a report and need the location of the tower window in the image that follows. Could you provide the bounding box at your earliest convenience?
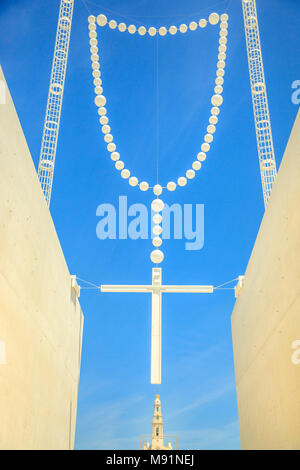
[156,427,159,436]
[156,407,159,412]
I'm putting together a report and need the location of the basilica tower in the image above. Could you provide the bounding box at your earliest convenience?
[142,394,174,450]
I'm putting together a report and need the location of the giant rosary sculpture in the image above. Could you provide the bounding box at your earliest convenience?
[88,11,229,384]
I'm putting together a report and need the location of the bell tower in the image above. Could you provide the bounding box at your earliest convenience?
[142,394,176,450]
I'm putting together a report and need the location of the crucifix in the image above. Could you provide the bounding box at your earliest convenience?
[100,268,214,384]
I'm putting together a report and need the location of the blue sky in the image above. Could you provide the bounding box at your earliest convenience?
[0,0,299,450]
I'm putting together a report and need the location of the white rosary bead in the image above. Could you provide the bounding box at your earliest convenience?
[151,199,164,212]
[92,70,100,78]
[128,25,136,34]
[107,143,116,152]
[88,15,96,24]
[209,115,218,125]
[91,46,98,54]
[199,19,207,28]
[97,14,107,27]
[204,133,214,143]
[121,169,130,179]
[102,124,111,134]
[138,26,147,36]
[104,133,113,143]
[217,69,225,77]
[159,27,167,36]
[100,115,108,125]
[207,124,216,134]
[118,23,126,32]
[95,86,103,95]
[111,152,120,161]
[211,94,223,107]
[214,85,223,94]
[186,169,195,179]
[89,31,97,39]
[148,27,157,36]
[167,181,176,191]
[189,21,198,31]
[94,77,102,86]
[169,25,177,35]
[179,24,188,33]
[197,152,206,161]
[150,249,164,264]
[153,225,163,236]
[109,20,117,29]
[139,181,149,191]
[192,161,202,171]
[178,176,187,187]
[98,107,107,116]
[211,106,220,115]
[153,213,162,224]
[152,237,162,248]
[219,44,227,53]
[201,142,210,152]
[221,13,229,22]
[95,95,106,107]
[215,76,224,86]
[209,13,220,25]
[90,38,97,46]
[153,184,163,196]
[129,176,139,186]
[115,160,124,170]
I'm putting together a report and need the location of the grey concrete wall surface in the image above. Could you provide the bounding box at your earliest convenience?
[0,66,83,450]
[231,109,300,449]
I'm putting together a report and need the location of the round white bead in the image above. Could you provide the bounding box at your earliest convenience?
[215,76,224,86]
[102,124,111,134]
[211,94,223,107]
[219,36,227,45]
[159,27,167,36]
[220,29,228,37]
[95,95,106,107]
[95,86,103,95]
[118,23,126,32]
[219,44,227,53]
[129,176,139,186]
[107,143,116,152]
[89,31,97,39]
[94,77,102,86]
[221,13,229,22]
[215,85,223,94]
[150,249,164,264]
[209,13,220,25]
[148,27,157,36]
[111,152,120,161]
[218,52,226,61]
[189,21,198,31]
[89,24,96,31]
[199,19,207,28]
[153,213,162,224]
[100,115,108,125]
[139,181,149,191]
[128,24,136,34]
[179,24,188,33]
[153,184,163,196]
[151,199,164,213]
[90,38,97,46]
[115,160,124,170]
[98,107,107,116]
[152,237,162,248]
[91,46,98,54]
[153,225,163,236]
[138,26,146,35]
[92,62,100,70]
[207,124,216,134]
[121,169,130,179]
[201,143,210,152]
[186,169,195,179]
[109,20,117,29]
[97,14,107,27]
[197,152,206,162]
[211,106,220,115]
[167,181,176,191]
[92,70,100,78]
[192,161,202,171]
[88,15,96,24]
[217,60,226,69]
[169,25,177,35]
[209,115,218,125]
[104,133,113,143]
[205,133,213,143]
[217,69,225,77]
[178,176,187,187]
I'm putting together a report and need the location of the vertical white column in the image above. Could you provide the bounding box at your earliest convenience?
[151,289,162,384]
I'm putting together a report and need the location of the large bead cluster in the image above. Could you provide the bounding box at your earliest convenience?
[88,13,229,264]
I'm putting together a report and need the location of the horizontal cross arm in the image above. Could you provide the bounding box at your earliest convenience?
[161,285,214,293]
[100,285,152,293]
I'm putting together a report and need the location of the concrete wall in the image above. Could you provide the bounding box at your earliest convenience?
[231,109,300,449]
[0,66,83,450]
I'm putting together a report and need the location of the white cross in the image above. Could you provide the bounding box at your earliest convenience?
[100,268,214,384]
